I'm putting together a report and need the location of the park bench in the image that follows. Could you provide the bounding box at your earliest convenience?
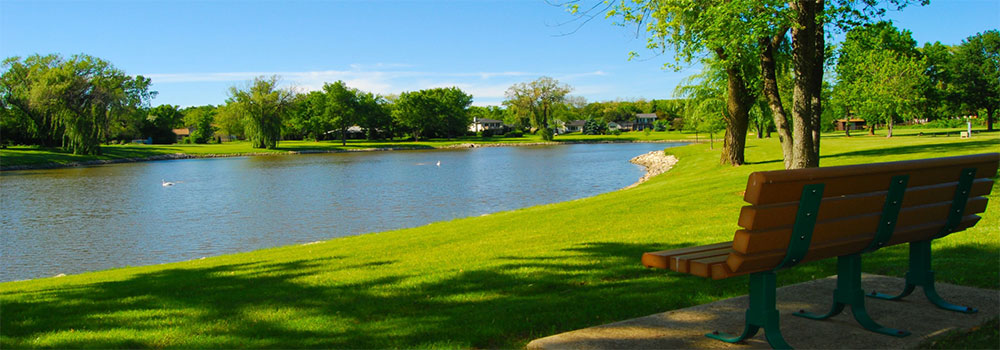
[642,153,999,349]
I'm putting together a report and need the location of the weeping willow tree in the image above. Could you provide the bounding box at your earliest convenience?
[2,54,154,154]
[674,59,740,150]
[227,76,294,149]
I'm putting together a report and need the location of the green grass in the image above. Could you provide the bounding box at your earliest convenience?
[1,128,997,348]
[0,130,702,168]
[919,317,999,349]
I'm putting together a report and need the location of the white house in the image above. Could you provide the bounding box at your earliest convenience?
[469,117,504,132]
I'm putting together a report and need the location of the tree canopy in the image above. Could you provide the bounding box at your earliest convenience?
[1,54,155,154]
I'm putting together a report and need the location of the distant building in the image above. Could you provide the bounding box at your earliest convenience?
[171,128,190,142]
[834,118,866,131]
[469,117,504,132]
[565,120,587,133]
[635,113,657,131]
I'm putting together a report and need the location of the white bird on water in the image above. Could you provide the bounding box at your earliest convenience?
[436,160,441,167]
[162,179,175,187]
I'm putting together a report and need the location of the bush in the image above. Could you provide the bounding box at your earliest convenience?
[583,118,607,135]
[539,127,555,141]
[611,129,622,136]
[504,129,524,138]
[654,120,669,132]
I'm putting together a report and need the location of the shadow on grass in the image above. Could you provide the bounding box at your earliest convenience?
[2,240,995,348]
[822,138,1000,161]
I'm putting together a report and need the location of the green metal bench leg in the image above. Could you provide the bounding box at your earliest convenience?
[867,240,977,314]
[794,254,910,337]
[707,271,792,349]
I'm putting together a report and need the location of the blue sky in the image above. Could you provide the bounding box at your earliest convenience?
[1,0,997,107]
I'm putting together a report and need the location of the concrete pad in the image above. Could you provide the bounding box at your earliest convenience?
[527,274,998,349]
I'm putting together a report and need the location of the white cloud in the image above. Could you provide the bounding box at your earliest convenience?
[143,65,625,105]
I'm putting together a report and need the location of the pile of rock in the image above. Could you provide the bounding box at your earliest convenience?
[625,151,679,189]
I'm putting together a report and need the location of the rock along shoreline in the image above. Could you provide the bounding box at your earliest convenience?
[624,150,679,190]
[0,139,690,172]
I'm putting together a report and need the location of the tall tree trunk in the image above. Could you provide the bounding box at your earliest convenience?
[790,0,822,169]
[887,117,894,138]
[810,12,824,162]
[988,107,995,131]
[759,30,794,169]
[721,64,753,166]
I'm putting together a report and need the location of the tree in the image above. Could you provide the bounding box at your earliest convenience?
[6,54,155,154]
[503,77,572,140]
[228,75,293,149]
[214,102,245,141]
[392,87,471,141]
[144,104,184,143]
[323,80,359,145]
[182,105,217,144]
[843,49,927,137]
[356,91,394,140]
[834,22,927,137]
[582,118,606,135]
[949,30,999,131]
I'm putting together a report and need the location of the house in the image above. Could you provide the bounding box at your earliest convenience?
[618,121,636,131]
[171,128,190,142]
[565,120,586,133]
[635,113,657,131]
[607,122,621,131]
[469,117,504,132]
[834,118,866,131]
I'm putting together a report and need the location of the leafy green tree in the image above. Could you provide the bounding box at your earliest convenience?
[227,75,294,149]
[949,30,999,131]
[1,55,63,146]
[323,80,359,145]
[182,105,217,144]
[214,102,245,141]
[356,91,394,140]
[434,87,473,139]
[18,54,155,154]
[582,118,606,135]
[846,50,927,137]
[503,77,572,140]
[834,22,927,137]
[144,104,184,143]
[393,89,437,141]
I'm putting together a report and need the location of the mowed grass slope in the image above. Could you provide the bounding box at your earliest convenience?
[1,130,997,348]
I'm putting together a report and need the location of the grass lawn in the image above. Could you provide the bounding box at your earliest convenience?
[0,128,997,348]
[0,130,703,168]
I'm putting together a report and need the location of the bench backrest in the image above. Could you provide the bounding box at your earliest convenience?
[725,153,999,276]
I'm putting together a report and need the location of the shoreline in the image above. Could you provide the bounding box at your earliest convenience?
[0,139,692,171]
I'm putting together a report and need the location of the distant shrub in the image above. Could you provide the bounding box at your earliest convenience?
[611,129,622,136]
[504,129,524,138]
[539,127,555,141]
[654,120,669,132]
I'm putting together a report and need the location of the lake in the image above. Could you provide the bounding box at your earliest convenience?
[0,142,684,282]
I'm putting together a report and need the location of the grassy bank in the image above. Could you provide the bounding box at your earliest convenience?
[0,130,702,168]
[1,129,997,348]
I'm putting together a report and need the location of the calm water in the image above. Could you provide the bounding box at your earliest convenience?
[1,143,683,282]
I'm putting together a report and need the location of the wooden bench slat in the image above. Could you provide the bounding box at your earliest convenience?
[733,197,989,255]
[738,179,994,230]
[743,154,999,205]
[687,254,729,279]
[641,242,731,270]
[726,215,982,274]
[672,248,732,273]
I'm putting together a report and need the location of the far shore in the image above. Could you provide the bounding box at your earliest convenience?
[0,139,693,171]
